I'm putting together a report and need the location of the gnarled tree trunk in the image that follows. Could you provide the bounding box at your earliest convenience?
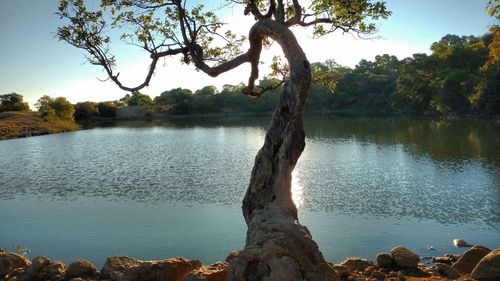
[226,19,338,281]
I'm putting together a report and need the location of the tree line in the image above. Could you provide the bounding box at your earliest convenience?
[2,29,499,121]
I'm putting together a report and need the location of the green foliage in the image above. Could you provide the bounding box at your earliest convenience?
[154,88,194,115]
[97,101,118,118]
[396,54,439,114]
[470,64,500,115]
[14,245,30,256]
[332,54,402,115]
[487,0,500,19]
[0,93,30,112]
[74,101,99,120]
[127,91,153,111]
[309,0,391,36]
[36,95,75,120]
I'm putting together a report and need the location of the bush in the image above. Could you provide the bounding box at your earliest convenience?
[74,101,99,120]
[0,93,30,112]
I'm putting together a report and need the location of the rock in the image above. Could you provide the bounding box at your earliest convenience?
[471,249,500,280]
[19,256,50,280]
[376,253,394,268]
[332,264,349,278]
[390,247,420,269]
[362,265,375,276]
[452,245,491,274]
[16,256,65,281]
[371,270,386,279]
[453,238,473,247]
[100,256,142,280]
[47,261,65,280]
[0,248,5,253]
[435,262,461,279]
[0,257,13,279]
[432,256,454,265]
[121,257,201,281]
[340,257,374,272]
[66,259,97,279]
[184,261,228,281]
[0,253,30,279]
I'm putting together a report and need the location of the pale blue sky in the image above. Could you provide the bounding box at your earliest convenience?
[0,0,497,106]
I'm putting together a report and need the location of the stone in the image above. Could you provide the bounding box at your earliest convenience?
[0,253,30,279]
[19,256,50,280]
[435,262,461,279]
[452,245,491,274]
[0,253,30,270]
[184,261,228,281]
[121,257,201,281]
[376,253,395,268]
[100,256,142,280]
[0,257,13,279]
[432,256,454,265]
[471,249,500,280]
[453,239,473,247]
[340,257,374,272]
[390,247,420,269]
[397,271,406,281]
[332,264,349,278]
[16,256,65,281]
[371,270,387,279]
[66,259,97,279]
[47,261,65,280]
[364,265,377,276]
[388,271,398,277]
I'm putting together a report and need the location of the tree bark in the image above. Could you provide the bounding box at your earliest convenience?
[226,19,338,281]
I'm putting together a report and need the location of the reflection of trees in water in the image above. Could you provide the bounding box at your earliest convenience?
[304,116,500,165]
[299,116,500,228]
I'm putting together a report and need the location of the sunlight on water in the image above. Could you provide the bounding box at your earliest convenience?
[292,169,304,209]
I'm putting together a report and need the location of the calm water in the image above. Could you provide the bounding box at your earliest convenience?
[1,116,499,266]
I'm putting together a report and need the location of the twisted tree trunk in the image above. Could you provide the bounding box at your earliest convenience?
[226,19,338,281]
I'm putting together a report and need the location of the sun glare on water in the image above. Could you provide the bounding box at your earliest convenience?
[291,169,304,209]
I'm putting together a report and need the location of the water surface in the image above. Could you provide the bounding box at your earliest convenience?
[1,116,499,266]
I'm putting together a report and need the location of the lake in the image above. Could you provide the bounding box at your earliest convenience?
[1,116,499,267]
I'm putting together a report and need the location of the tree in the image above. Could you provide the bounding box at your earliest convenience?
[57,0,389,278]
[396,54,435,114]
[487,0,500,19]
[97,101,118,118]
[35,95,53,116]
[154,88,193,114]
[127,91,154,111]
[0,93,30,112]
[36,95,75,120]
[74,101,99,120]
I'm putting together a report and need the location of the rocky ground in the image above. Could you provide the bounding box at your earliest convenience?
[1,245,498,281]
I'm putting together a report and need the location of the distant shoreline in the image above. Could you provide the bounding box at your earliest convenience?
[2,110,499,141]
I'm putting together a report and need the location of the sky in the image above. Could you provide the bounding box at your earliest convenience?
[0,0,497,107]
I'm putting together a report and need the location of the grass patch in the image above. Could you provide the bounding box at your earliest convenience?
[0,111,79,140]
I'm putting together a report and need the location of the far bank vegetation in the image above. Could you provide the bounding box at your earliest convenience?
[2,29,500,139]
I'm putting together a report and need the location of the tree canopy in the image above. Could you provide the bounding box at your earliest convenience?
[0,93,30,112]
[36,95,75,120]
[57,0,389,95]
